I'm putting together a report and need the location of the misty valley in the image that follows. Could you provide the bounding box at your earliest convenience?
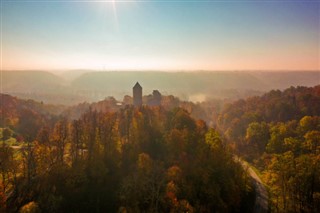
[2,71,319,105]
[1,77,319,212]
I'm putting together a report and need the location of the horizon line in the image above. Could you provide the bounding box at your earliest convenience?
[2,69,320,73]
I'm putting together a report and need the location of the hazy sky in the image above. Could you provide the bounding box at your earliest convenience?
[1,0,319,71]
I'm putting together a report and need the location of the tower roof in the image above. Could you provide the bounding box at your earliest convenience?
[133,82,142,89]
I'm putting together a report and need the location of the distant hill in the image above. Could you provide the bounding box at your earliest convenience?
[250,71,320,90]
[0,93,65,140]
[58,69,93,81]
[2,70,319,104]
[71,71,320,99]
[72,71,266,92]
[2,71,86,105]
[2,71,67,93]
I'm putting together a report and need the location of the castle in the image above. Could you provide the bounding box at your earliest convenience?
[133,82,161,107]
[133,82,142,106]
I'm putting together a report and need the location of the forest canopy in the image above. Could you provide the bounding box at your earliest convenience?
[216,85,320,212]
[0,101,253,212]
[1,85,319,212]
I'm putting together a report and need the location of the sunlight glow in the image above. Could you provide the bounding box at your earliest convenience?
[2,1,319,71]
[111,0,119,30]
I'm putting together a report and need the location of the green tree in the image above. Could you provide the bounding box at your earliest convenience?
[120,153,165,212]
[266,151,295,212]
[2,128,13,141]
[0,144,17,194]
[304,130,320,154]
[245,122,269,154]
[51,119,68,164]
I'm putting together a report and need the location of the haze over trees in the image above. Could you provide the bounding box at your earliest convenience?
[0,97,254,212]
[1,84,320,212]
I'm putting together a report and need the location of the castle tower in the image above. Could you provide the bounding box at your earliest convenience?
[152,90,161,106]
[133,82,142,107]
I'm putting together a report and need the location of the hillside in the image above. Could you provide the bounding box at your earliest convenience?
[2,71,89,105]
[71,71,320,96]
[0,93,65,140]
[217,85,320,139]
[2,71,67,93]
[214,85,320,212]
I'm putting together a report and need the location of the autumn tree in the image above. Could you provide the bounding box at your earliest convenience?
[245,122,269,157]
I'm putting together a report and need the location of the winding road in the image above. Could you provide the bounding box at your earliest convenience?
[237,158,269,213]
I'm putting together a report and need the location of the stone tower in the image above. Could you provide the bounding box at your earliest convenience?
[133,82,142,107]
[152,90,161,106]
